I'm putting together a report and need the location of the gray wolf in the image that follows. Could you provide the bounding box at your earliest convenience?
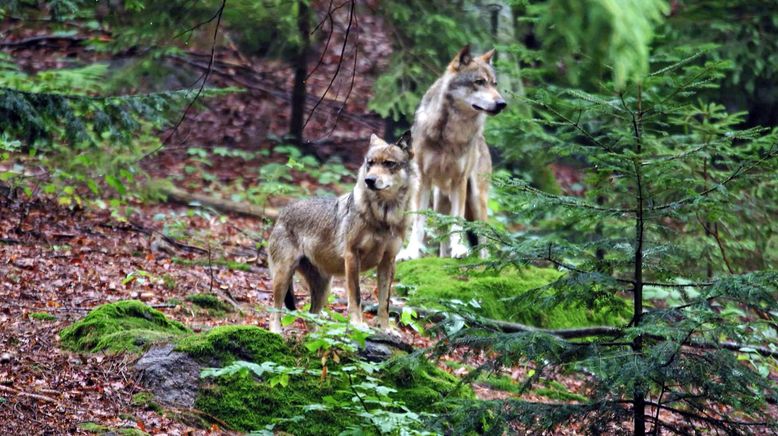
[397,45,506,260]
[268,132,416,333]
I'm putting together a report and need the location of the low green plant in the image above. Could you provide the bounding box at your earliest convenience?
[29,312,56,321]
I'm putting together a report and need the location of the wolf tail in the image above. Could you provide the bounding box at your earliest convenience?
[283,283,296,310]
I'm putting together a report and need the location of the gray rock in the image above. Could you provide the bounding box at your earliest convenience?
[135,344,201,408]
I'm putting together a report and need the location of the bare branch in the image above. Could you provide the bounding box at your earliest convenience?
[302,0,355,131]
[139,0,227,162]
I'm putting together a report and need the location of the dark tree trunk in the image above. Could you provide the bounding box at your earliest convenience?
[290,0,315,156]
[631,87,646,436]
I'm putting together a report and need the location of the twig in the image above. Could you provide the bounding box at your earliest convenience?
[0,384,58,404]
[139,0,226,162]
[318,3,359,142]
[302,0,355,131]
[305,0,336,81]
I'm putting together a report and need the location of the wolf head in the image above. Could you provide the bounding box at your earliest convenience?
[445,45,507,116]
[360,131,414,196]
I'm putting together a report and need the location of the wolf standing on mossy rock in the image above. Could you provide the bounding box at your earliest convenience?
[268,132,417,333]
[397,45,506,261]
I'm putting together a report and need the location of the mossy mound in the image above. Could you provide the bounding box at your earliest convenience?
[175,325,293,366]
[196,369,356,434]
[181,325,471,434]
[60,300,190,353]
[396,258,627,328]
[195,355,471,434]
[185,293,233,315]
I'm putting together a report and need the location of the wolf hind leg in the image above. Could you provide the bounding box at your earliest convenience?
[298,257,332,315]
[433,187,452,257]
[268,252,298,334]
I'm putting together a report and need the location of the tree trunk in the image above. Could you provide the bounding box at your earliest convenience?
[289,0,314,156]
[631,87,646,436]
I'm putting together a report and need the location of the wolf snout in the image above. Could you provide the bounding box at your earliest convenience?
[494,100,507,113]
[364,175,379,190]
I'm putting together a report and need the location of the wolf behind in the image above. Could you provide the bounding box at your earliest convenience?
[397,45,506,260]
[268,132,416,333]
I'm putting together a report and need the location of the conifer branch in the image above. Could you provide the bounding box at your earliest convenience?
[648,144,777,212]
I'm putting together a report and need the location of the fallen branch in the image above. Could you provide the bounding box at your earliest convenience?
[0,35,86,48]
[160,184,278,219]
[0,384,58,404]
[364,304,778,357]
[689,339,778,359]
[362,304,620,339]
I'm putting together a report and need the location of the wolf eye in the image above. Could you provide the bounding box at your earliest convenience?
[384,161,397,169]
[367,160,375,166]
[474,78,486,86]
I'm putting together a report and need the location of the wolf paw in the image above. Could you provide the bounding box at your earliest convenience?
[450,242,470,258]
[269,319,283,334]
[349,312,370,330]
[396,245,422,261]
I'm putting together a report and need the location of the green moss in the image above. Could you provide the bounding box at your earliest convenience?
[175,325,293,366]
[29,312,56,321]
[186,293,233,315]
[78,422,148,436]
[182,325,473,433]
[478,374,521,393]
[132,392,163,413]
[60,301,190,354]
[196,370,357,434]
[172,257,251,271]
[395,258,627,328]
[534,380,588,402]
[382,356,474,411]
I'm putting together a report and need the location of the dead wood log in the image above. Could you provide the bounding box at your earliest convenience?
[161,184,278,220]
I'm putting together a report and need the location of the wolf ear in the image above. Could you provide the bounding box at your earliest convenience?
[481,49,495,64]
[450,44,472,70]
[395,130,413,158]
[369,133,382,146]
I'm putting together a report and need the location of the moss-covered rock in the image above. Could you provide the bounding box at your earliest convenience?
[64,303,476,434]
[60,300,190,354]
[395,258,627,328]
[174,324,472,434]
[175,325,293,366]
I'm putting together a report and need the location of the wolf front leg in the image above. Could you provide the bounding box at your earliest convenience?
[448,179,470,258]
[375,251,396,330]
[344,249,366,327]
[396,181,431,261]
